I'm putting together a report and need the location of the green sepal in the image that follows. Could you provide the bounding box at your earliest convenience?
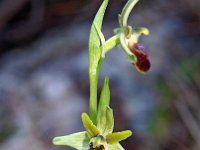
[106,130,132,144]
[120,33,137,63]
[52,131,89,150]
[118,14,123,27]
[88,0,109,124]
[82,113,100,138]
[107,143,124,150]
[119,0,139,27]
[97,106,114,136]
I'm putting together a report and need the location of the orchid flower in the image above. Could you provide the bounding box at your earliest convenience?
[52,0,151,149]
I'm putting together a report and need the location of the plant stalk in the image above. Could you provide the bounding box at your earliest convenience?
[89,34,120,124]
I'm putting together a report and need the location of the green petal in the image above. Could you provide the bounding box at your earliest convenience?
[107,143,124,150]
[82,113,100,138]
[106,130,132,144]
[52,131,89,150]
[97,106,114,135]
[120,33,137,63]
[133,27,150,36]
[88,0,109,124]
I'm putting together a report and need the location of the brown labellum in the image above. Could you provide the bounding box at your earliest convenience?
[129,43,151,73]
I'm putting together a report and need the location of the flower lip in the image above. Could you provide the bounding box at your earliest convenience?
[129,42,151,73]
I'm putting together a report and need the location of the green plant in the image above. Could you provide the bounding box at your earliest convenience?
[52,0,150,149]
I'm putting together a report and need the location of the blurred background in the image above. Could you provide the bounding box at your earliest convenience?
[0,0,200,149]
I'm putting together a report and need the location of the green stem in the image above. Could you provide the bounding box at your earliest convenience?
[89,34,120,124]
[89,58,104,125]
[104,34,120,54]
[89,74,98,124]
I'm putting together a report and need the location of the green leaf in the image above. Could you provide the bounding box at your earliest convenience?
[97,76,110,121]
[88,0,109,124]
[52,131,89,150]
[82,113,100,138]
[106,130,132,144]
[107,143,124,150]
[94,23,106,58]
[97,106,114,136]
[89,0,108,73]
[119,0,139,27]
[120,33,137,63]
